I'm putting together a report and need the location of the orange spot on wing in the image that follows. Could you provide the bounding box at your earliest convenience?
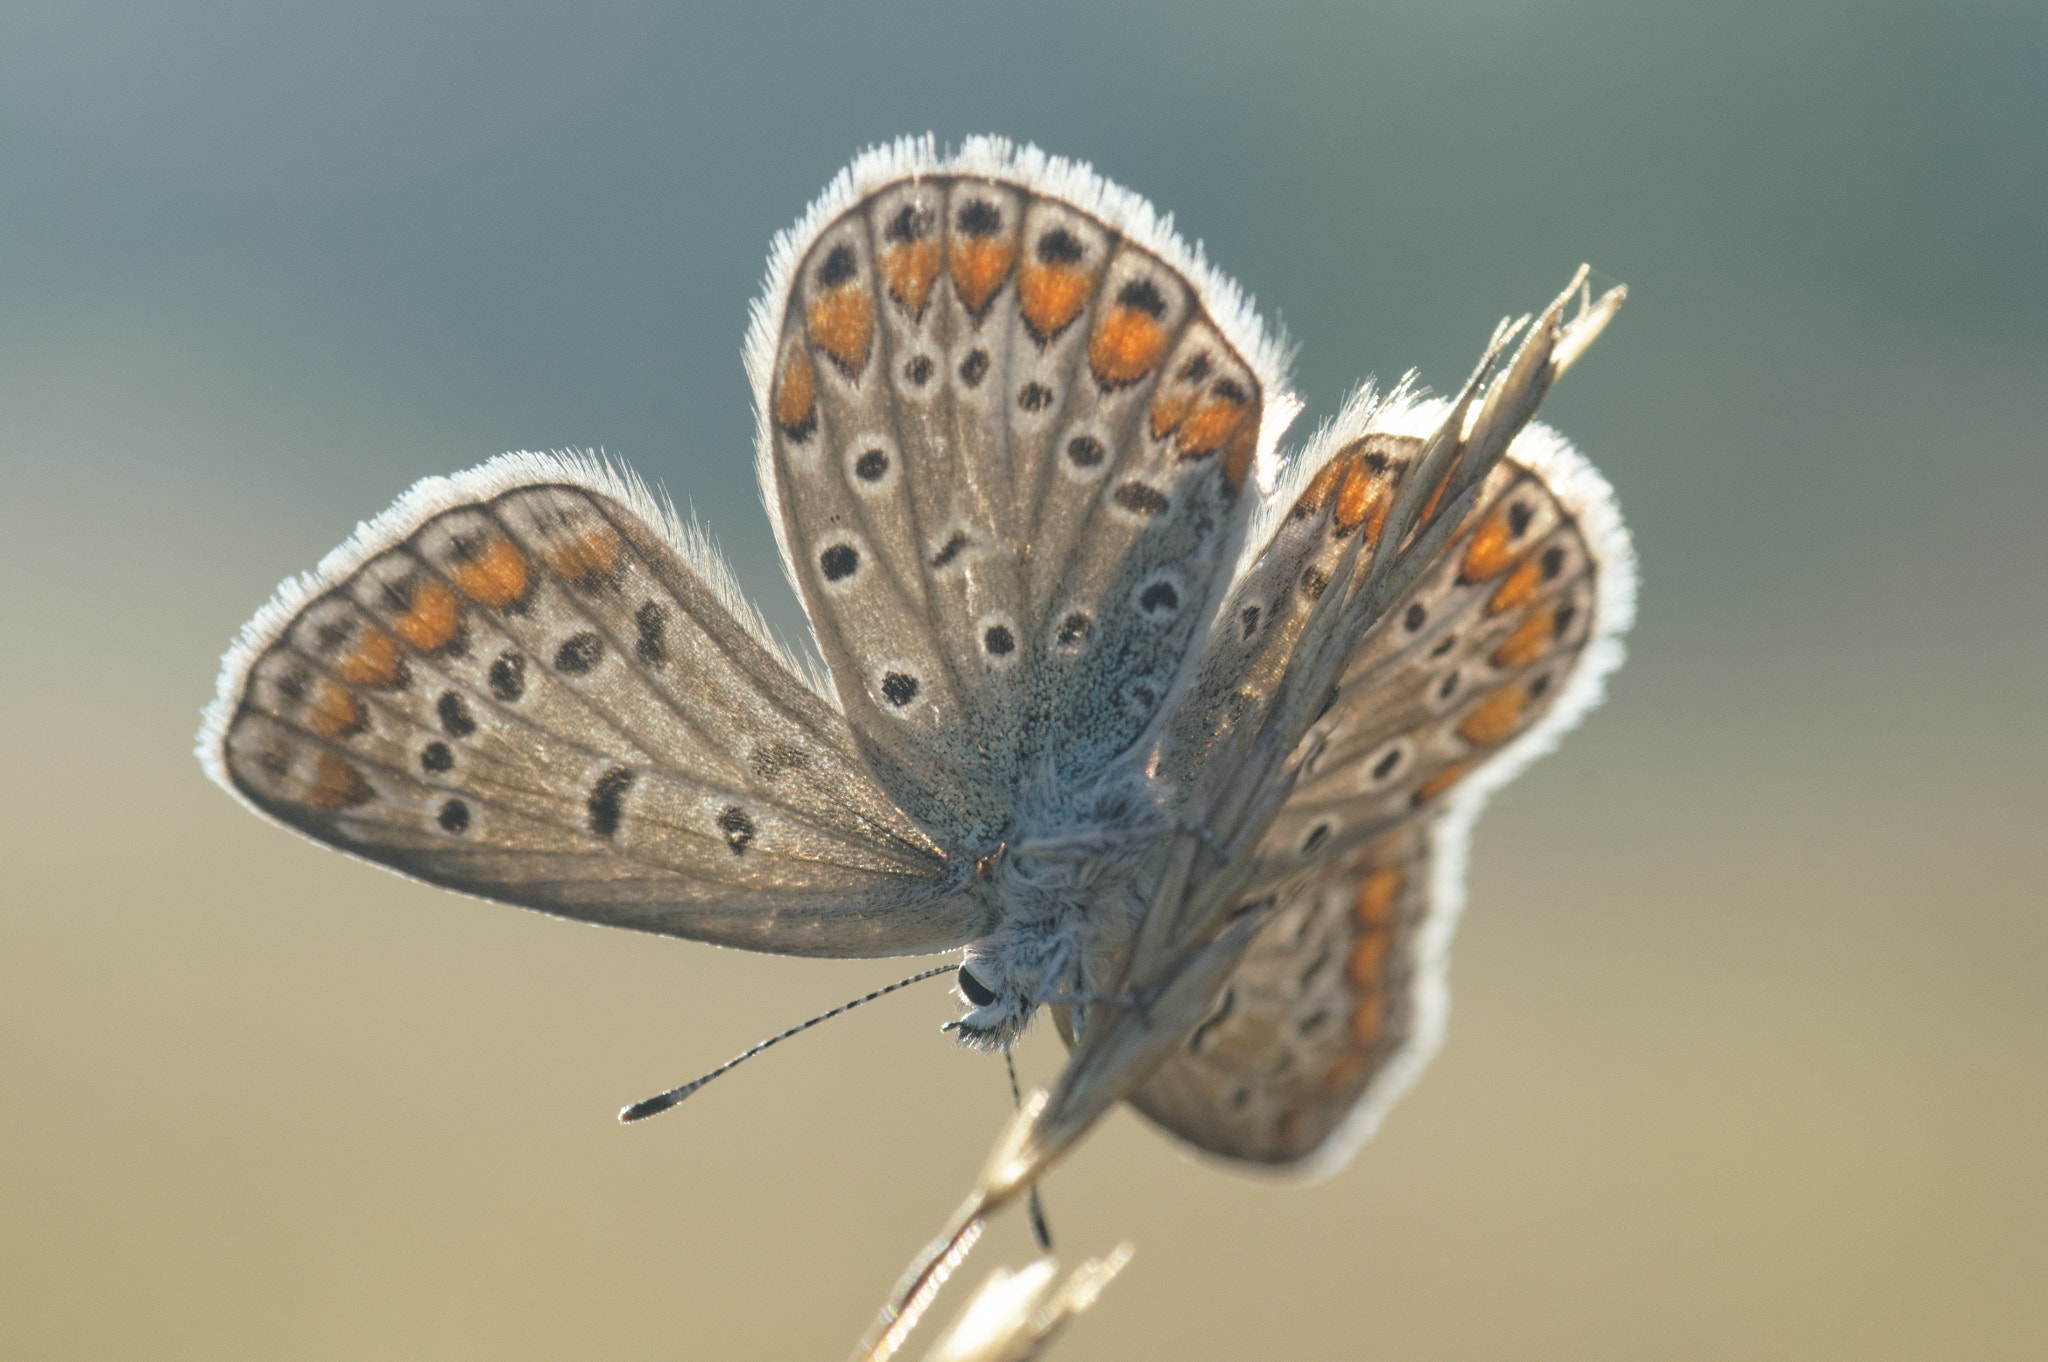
[1457,683,1529,746]
[548,526,621,583]
[1461,507,1518,580]
[306,680,365,739]
[1412,759,1472,805]
[879,240,940,315]
[1420,477,1449,525]
[393,579,461,651]
[1491,605,1555,669]
[1018,262,1090,340]
[1321,1049,1367,1091]
[1223,422,1259,492]
[949,237,1016,314]
[1293,452,1353,518]
[774,350,818,440]
[1148,390,1192,441]
[1346,866,1404,1006]
[337,628,402,688]
[451,537,528,608]
[1347,932,1392,990]
[1089,306,1168,386]
[1176,392,1251,459]
[1333,461,1392,538]
[1348,989,1387,1046]
[307,751,373,809]
[1489,556,1542,614]
[806,286,873,374]
[1355,866,1403,928]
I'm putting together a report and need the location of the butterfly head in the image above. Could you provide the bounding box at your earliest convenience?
[948,959,1030,1050]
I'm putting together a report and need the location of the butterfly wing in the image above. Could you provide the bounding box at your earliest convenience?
[1127,411,1636,1172]
[751,138,1296,846]
[199,453,983,958]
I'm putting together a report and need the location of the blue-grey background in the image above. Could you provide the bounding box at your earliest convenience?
[4,2,2043,1357]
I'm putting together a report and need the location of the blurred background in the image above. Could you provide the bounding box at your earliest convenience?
[3,1,2043,1357]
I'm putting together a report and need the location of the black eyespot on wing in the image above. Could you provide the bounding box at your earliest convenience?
[881,672,919,707]
[958,349,990,387]
[956,199,1001,236]
[1372,748,1402,780]
[1056,612,1092,646]
[1117,277,1168,319]
[488,651,525,701]
[820,544,860,582]
[588,767,634,837]
[983,625,1015,656]
[437,798,469,833]
[884,203,927,243]
[957,965,997,1007]
[904,355,934,386]
[1302,823,1331,853]
[716,805,756,855]
[1177,352,1213,383]
[1240,604,1261,639]
[1553,604,1578,637]
[554,632,604,674]
[1508,500,1533,538]
[1528,673,1552,699]
[420,741,454,774]
[1404,602,1427,632]
[634,600,667,665]
[437,690,476,737]
[1210,376,1247,404]
[1439,671,1460,700]
[1541,545,1567,579]
[1035,228,1084,264]
[1113,482,1170,516]
[1430,634,1457,658]
[1138,580,1180,615]
[818,243,858,288]
[1066,434,1105,467]
[854,448,889,481]
[929,533,970,570]
[1018,382,1054,411]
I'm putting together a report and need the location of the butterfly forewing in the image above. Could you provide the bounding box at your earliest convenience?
[761,161,1281,847]
[206,457,982,957]
[1128,418,1635,1171]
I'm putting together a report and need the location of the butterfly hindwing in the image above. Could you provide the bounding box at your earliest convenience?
[203,454,982,958]
[1128,414,1635,1171]
[1125,821,1438,1167]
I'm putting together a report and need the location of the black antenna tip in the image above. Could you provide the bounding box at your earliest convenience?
[619,1092,680,1123]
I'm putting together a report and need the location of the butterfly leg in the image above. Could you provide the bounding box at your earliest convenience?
[1005,1049,1055,1252]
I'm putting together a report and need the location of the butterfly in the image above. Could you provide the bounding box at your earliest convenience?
[198,135,1632,1178]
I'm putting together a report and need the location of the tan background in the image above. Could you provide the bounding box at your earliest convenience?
[4,1,2044,1357]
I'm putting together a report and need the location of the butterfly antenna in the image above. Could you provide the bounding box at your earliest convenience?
[619,963,956,1122]
[1005,1047,1055,1252]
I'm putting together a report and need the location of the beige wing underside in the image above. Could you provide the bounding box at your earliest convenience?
[1127,427,1632,1172]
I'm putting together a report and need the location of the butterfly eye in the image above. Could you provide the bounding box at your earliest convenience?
[957,966,997,1007]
